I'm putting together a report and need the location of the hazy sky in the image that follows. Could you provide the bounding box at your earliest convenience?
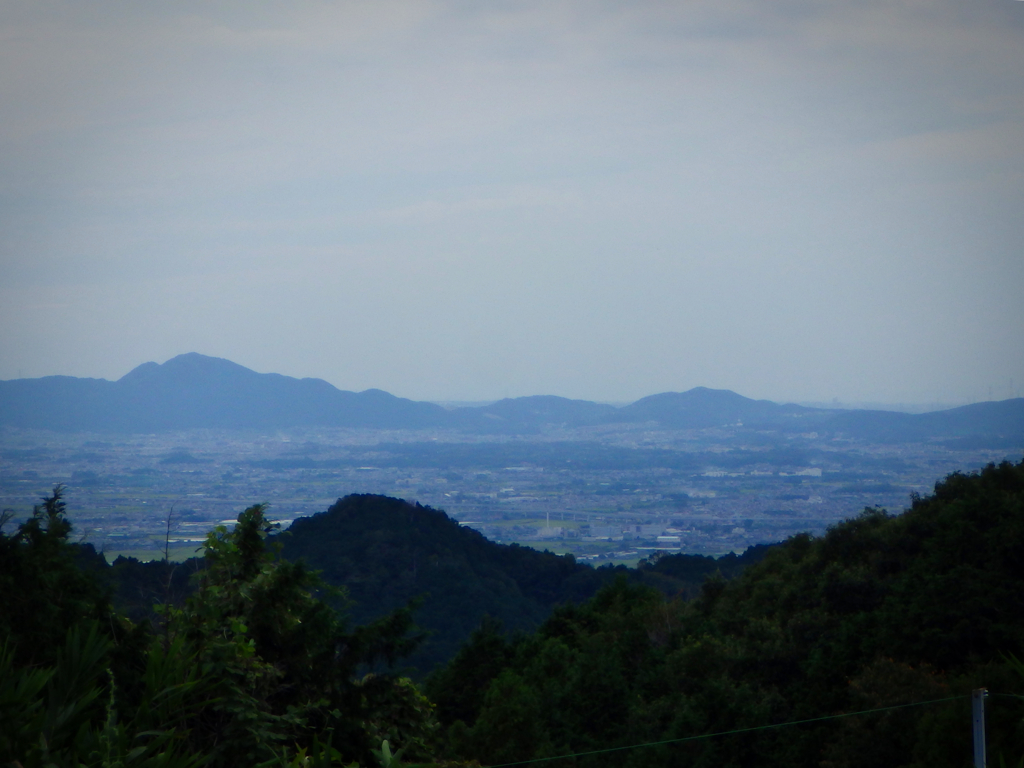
[2,0,1023,404]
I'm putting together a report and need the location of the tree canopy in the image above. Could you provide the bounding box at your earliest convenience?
[5,458,1024,767]
[0,489,445,768]
[425,459,1024,768]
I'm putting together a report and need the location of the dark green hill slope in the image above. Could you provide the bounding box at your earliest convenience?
[430,459,1024,768]
[276,494,771,673]
[98,492,770,674]
[279,495,554,671]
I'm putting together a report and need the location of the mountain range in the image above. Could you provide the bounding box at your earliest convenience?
[2,352,1022,443]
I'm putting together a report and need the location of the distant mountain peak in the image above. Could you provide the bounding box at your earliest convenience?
[117,361,161,384]
[118,353,256,385]
[678,387,744,398]
[2,353,1020,441]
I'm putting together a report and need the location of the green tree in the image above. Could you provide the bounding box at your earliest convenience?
[431,460,1024,768]
[0,488,203,768]
[163,502,435,767]
[0,486,113,667]
[0,494,447,768]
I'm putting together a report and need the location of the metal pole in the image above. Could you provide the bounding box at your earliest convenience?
[972,688,988,768]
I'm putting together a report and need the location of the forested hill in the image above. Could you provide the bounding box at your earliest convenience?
[276,494,770,673]
[4,461,1024,767]
[99,491,771,675]
[425,459,1024,768]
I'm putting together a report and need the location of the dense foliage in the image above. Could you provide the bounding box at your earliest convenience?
[6,458,1022,767]
[0,488,447,768]
[426,459,1024,767]
[277,494,768,673]
[97,494,769,678]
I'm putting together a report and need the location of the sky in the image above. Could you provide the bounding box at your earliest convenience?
[2,0,1023,405]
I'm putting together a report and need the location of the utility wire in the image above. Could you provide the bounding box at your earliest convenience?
[482,694,970,767]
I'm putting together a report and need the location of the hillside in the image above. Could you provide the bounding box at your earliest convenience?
[97,492,770,674]
[426,459,1024,767]
[5,460,1024,767]
[612,386,811,429]
[0,353,451,431]
[276,494,769,673]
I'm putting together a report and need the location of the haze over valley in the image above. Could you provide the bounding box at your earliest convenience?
[3,1,1021,564]
[3,354,1020,563]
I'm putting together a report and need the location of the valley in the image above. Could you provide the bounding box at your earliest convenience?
[2,420,1016,563]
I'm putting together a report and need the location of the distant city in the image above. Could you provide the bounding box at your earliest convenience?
[1,353,1021,565]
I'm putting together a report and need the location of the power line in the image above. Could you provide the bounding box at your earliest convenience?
[483,694,969,768]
